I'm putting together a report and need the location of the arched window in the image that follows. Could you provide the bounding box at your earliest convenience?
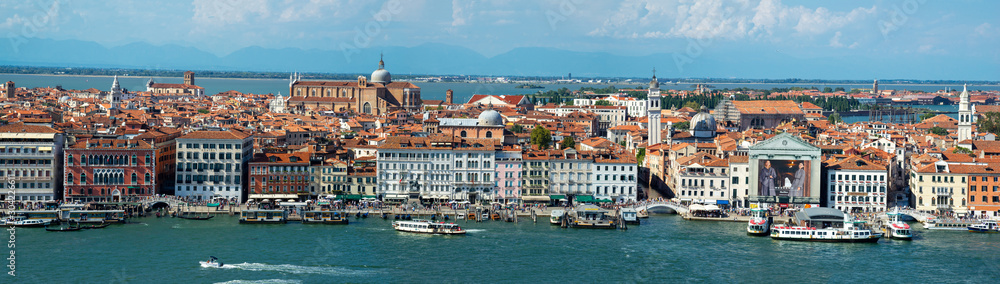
[68,154,74,165]
[81,173,87,185]
[145,154,151,163]
[132,155,137,165]
[363,102,372,114]
[145,173,151,184]
[485,131,493,138]
[132,173,138,184]
[460,131,467,137]
[67,173,74,184]
[81,155,87,165]
[750,118,765,129]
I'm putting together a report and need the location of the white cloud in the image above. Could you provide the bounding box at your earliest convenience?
[0,14,25,29]
[192,0,270,26]
[829,31,843,47]
[975,23,997,38]
[451,0,469,26]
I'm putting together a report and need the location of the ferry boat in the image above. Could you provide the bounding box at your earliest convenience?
[239,209,287,224]
[923,218,976,230]
[885,209,912,240]
[746,208,770,236]
[301,211,349,225]
[65,210,126,224]
[769,208,881,243]
[550,209,565,225]
[968,219,999,233]
[392,219,466,235]
[568,205,617,229]
[620,208,640,225]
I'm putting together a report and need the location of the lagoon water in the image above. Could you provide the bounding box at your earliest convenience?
[9,215,1000,283]
[3,73,996,104]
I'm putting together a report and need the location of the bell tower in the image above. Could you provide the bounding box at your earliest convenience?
[647,69,661,146]
[958,84,972,143]
[183,71,195,86]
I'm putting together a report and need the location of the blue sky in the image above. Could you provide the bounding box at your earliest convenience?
[1,0,998,79]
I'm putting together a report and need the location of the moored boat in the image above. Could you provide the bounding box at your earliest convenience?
[301,211,349,225]
[2,217,54,227]
[620,208,640,225]
[65,210,126,224]
[968,219,999,233]
[746,207,770,236]
[885,208,912,240]
[239,209,287,224]
[769,207,881,243]
[923,218,976,230]
[392,219,466,235]
[568,205,617,229]
[550,209,565,225]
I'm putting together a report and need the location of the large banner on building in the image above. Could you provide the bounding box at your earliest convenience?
[757,159,810,197]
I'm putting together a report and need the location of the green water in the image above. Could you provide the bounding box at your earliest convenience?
[6,215,1000,283]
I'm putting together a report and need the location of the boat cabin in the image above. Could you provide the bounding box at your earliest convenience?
[240,209,287,224]
[66,210,127,223]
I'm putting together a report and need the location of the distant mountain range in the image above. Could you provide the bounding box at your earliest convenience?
[0,37,995,81]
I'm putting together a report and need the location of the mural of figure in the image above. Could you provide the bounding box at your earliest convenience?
[760,160,777,196]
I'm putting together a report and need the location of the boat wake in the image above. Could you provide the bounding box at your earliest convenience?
[214,263,372,276]
[214,279,302,284]
[463,229,486,233]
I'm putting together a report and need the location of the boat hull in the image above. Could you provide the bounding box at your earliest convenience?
[239,219,287,224]
[968,228,998,233]
[770,236,881,243]
[302,219,349,225]
[747,230,769,237]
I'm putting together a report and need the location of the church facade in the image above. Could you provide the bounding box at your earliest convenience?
[287,57,421,115]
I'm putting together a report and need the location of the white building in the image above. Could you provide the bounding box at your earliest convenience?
[549,148,594,198]
[826,155,889,213]
[592,152,639,202]
[728,156,750,208]
[174,130,253,201]
[674,153,730,205]
[574,95,647,118]
[269,93,288,113]
[377,136,499,203]
[0,123,63,202]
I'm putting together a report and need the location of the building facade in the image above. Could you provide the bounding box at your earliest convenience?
[249,152,311,201]
[174,130,253,201]
[0,123,63,202]
[64,139,156,202]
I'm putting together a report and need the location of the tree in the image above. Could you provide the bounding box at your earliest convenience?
[834,87,846,92]
[828,113,843,124]
[594,100,612,106]
[560,136,576,149]
[674,121,690,131]
[530,126,552,149]
[822,87,833,93]
[510,124,526,133]
[683,101,701,110]
[928,126,948,136]
[565,100,574,106]
[197,109,209,114]
[953,147,973,154]
[977,112,1000,135]
[919,112,936,122]
[636,148,646,167]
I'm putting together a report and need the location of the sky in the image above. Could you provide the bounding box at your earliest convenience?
[0,0,998,79]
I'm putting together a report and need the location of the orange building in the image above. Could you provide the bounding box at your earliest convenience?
[962,164,1000,218]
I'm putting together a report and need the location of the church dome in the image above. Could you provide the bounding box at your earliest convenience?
[649,75,659,89]
[370,56,391,84]
[478,110,504,126]
[690,106,717,138]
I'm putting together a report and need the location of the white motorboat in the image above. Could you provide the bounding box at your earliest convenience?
[199,256,224,268]
[968,219,999,233]
[393,219,466,235]
[885,208,912,240]
[2,217,53,227]
[746,208,770,236]
[550,209,564,225]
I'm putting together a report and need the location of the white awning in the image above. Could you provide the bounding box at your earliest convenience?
[249,194,298,199]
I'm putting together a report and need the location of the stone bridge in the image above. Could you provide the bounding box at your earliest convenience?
[898,209,934,223]
[140,197,188,209]
[634,201,689,214]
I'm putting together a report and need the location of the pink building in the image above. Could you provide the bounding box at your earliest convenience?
[494,147,523,202]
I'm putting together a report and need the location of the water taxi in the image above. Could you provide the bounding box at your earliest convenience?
[968,219,999,233]
[568,205,617,229]
[746,208,770,236]
[620,208,640,225]
[550,209,565,225]
[885,208,912,240]
[769,208,881,243]
[301,211,349,225]
[392,219,466,235]
[65,210,126,223]
[239,209,287,224]
[4,210,60,226]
